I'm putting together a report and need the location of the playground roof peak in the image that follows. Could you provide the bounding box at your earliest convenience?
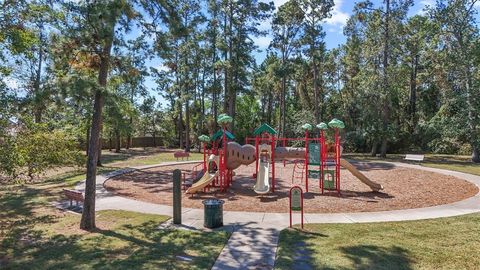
[211,129,235,141]
[253,123,277,136]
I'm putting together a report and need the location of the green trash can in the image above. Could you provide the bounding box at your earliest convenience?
[203,199,224,228]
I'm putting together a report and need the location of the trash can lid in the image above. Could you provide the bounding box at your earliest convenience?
[202,199,225,206]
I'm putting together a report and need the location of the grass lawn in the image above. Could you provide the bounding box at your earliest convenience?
[0,148,226,270]
[276,154,480,269]
[100,148,203,167]
[345,153,480,176]
[276,214,480,270]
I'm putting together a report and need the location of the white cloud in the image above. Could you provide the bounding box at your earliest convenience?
[323,0,350,33]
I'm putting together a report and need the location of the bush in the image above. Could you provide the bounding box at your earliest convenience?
[0,125,84,182]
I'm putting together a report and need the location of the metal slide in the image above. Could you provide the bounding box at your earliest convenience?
[254,159,270,194]
[340,158,383,192]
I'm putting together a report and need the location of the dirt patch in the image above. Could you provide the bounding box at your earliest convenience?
[104,161,479,213]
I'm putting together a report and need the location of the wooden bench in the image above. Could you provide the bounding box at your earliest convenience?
[174,151,190,161]
[63,189,84,207]
[404,154,425,162]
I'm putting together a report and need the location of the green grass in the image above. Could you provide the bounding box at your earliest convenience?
[2,209,228,269]
[276,154,480,269]
[345,153,480,176]
[276,214,480,270]
[99,148,203,167]
[0,148,226,269]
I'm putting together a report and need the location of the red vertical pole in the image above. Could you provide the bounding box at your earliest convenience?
[319,130,323,193]
[255,136,259,177]
[271,135,275,192]
[335,128,340,193]
[289,188,292,228]
[301,189,304,229]
[282,138,286,167]
[203,143,206,171]
[223,128,227,192]
[305,130,309,192]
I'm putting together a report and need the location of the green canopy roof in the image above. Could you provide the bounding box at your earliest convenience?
[217,113,233,126]
[253,123,277,136]
[328,118,345,129]
[211,129,235,141]
[198,135,211,142]
[316,122,328,130]
[301,123,313,131]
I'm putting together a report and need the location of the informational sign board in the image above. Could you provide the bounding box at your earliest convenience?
[289,186,304,229]
[291,187,302,211]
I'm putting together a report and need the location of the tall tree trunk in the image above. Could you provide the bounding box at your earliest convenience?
[409,52,418,132]
[380,0,391,158]
[33,31,44,124]
[80,35,113,230]
[178,101,184,149]
[371,141,378,157]
[281,73,286,139]
[97,125,103,166]
[185,101,190,152]
[313,56,320,123]
[267,88,273,125]
[115,128,120,153]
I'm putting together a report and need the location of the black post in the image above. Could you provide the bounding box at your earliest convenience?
[173,169,182,224]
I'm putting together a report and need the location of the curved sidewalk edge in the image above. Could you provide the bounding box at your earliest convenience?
[74,159,480,228]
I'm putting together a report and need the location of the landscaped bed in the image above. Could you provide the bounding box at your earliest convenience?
[104,160,478,213]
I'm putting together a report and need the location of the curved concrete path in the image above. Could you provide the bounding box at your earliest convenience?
[72,160,480,270]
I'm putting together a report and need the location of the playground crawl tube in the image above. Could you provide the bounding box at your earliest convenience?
[340,159,384,192]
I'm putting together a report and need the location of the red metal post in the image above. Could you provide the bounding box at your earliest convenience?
[301,189,304,229]
[289,188,292,228]
[203,143,207,171]
[271,134,275,192]
[305,130,309,192]
[283,138,286,167]
[255,136,259,178]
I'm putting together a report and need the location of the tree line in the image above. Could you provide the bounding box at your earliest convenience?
[1,0,479,229]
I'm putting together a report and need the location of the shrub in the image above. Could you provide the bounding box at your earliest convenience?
[0,124,84,182]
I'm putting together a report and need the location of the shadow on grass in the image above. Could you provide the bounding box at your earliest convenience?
[339,245,413,270]
[3,215,228,270]
[276,228,413,270]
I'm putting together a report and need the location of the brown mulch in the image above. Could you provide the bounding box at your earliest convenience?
[104,161,479,213]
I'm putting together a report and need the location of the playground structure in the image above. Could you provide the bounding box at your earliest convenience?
[186,114,383,195]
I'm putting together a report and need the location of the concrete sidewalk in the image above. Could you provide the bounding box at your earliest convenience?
[73,160,480,270]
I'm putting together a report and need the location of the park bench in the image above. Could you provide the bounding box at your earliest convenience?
[174,151,190,161]
[404,154,425,162]
[63,189,84,208]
